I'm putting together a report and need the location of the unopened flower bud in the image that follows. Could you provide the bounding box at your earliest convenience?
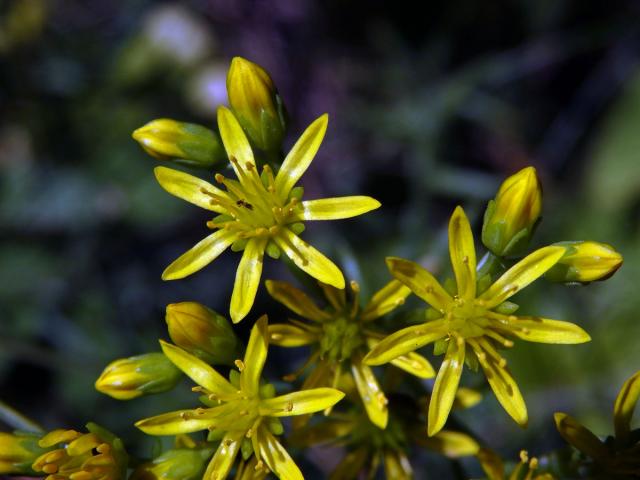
[226,56,287,152]
[132,119,225,168]
[95,352,182,400]
[482,166,542,256]
[0,431,47,475]
[545,241,623,283]
[130,447,213,480]
[166,302,240,366]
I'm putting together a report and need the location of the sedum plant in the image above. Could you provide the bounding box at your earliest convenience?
[0,56,628,480]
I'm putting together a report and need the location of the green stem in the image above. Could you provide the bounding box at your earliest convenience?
[0,400,43,433]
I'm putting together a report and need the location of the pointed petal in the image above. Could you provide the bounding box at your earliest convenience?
[260,388,344,417]
[240,315,269,395]
[265,280,331,322]
[386,257,452,311]
[256,426,303,480]
[383,449,413,480]
[275,228,345,288]
[296,196,381,221]
[390,351,436,379]
[217,106,255,179]
[351,355,388,428]
[329,448,368,480]
[160,341,236,395]
[554,412,609,460]
[203,430,244,480]
[275,114,328,199]
[230,236,268,323]
[364,320,447,366]
[135,408,219,435]
[448,206,477,300]
[361,280,412,322]
[502,316,591,344]
[472,341,527,427]
[418,430,480,457]
[154,166,228,213]
[428,338,465,436]
[613,370,640,441]
[268,323,318,347]
[480,246,566,308]
[162,230,236,280]
[476,448,505,480]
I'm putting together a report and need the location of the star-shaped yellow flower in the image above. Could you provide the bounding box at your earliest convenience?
[155,107,380,323]
[554,370,640,477]
[135,316,345,480]
[266,279,434,429]
[364,206,591,436]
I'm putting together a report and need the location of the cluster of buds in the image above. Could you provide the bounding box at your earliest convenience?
[132,56,287,169]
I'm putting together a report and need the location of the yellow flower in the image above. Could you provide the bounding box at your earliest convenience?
[95,352,182,400]
[364,206,591,436]
[545,241,623,283]
[482,166,542,256]
[132,118,225,168]
[165,302,241,366]
[135,316,345,480]
[554,370,640,476]
[155,107,380,322]
[227,57,285,152]
[478,448,554,480]
[31,423,127,480]
[0,431,46,475]
[266,278,434,429]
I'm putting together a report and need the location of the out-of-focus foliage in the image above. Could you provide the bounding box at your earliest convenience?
[1,0,640,478]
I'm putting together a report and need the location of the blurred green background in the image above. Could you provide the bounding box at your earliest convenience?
[1,0,639,478]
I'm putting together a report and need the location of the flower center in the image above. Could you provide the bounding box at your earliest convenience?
[320,315,364,363]
[444,297,490,339]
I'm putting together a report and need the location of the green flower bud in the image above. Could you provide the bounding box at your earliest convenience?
[545,241,623,283]
[130,448,213,480]
[95,352,182,400]
[132,118,225,168]
[0,431,47,475]
[166,302,241,366]
[482,166,542,256]
[226,56,287,152]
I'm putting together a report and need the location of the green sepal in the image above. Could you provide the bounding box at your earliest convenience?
[266,241,281,259]
[231,238,249,252]
[494,301,519,315]
[240,437,254,460]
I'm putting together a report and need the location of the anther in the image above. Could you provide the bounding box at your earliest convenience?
[215,173,225,183]
[286,401,294,412]
[519,450,529,463]
[245,428,253,438]
[462,256,469,264]
[42,464,58,474]
[255,460,265,471]
[235,359,245,371]
[180,412,190,420]
[195,408,206,415]
[529,457,539,469]
[350,280,360,293]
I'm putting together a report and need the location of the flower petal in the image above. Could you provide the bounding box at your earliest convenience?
[613,370,640,441]
[501,316,591,344]
[554,412,609,460]
[471,340,527,427]
[154,166,228,213]
[390,352,436,379]
[417,430,480,458]
[476,448,505,480]
[274,114,328,200]
[479,246,566,308]
[329,448,368,480]
[448,206,477,300]
[361,280,412,322]
[162,230,236,280]
[296,196,381,221]
[217,106,255,180]
[268,323,318,347]
[135,408,220,435]
[259,388,344,417]
[230,236,268,323]
[383,449,412,480]
[241,315,269,395]
[275,228,345,289]
[203,430,244,480]
[351,355,388,429]
[364,320,447,366]
[256,425,303,480]
[428,338,465,436]
[160,340,236,395]
[386,257,451,311]
[265,280,331,322]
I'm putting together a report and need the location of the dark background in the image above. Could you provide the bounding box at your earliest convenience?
[1,0,639,477]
